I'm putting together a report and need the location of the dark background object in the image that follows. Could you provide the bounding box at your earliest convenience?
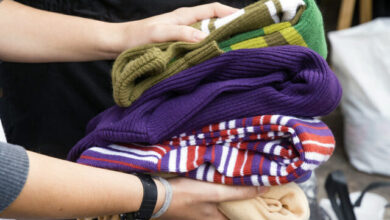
[373,0,390,17]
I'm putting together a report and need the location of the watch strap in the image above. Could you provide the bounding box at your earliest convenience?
[120,173,158,220]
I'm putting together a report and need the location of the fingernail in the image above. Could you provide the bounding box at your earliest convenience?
[193,31,208,41]
[257,186,269,194]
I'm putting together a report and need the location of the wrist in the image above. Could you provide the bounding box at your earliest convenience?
[96,21,131,59]
[121,174,161,220]
[153,177,166,214]
[152,177,173,219]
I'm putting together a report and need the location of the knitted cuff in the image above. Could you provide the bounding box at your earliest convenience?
[0,142,29,212]
[113,41,223,107]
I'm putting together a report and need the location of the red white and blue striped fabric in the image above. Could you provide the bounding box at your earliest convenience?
[76,115,335,186]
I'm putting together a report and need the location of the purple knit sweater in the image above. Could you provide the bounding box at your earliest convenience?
[68,46,342,161]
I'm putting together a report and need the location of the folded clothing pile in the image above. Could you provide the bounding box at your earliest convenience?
[68,46,341,160]
[112,0,327,107]
[76,115,335,186]
[69,0,341,219]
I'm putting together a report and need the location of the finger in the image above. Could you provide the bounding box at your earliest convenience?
[214,209,229,220]
[173,3,239,25]
[214,185,269,202]
[150,24,208,43]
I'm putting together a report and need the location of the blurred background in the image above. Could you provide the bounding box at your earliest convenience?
[0,0,389,219]
[310,0,390,219]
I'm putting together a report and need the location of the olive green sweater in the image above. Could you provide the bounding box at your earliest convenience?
[112,0,326,107]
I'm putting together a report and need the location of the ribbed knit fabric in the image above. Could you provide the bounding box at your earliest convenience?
[75,115,335,186]
[219,0,326,55]
[112,0,326,107]
[68,46,341,161]
[0,142,29,212]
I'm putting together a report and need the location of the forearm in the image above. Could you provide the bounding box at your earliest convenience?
[0,151,164,219]
[0,0,123,62]
[0,1,239,63]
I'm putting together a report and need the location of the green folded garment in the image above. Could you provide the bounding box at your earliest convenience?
[112,0,326,107]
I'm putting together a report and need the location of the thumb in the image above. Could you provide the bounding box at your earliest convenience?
[150,24,208,43]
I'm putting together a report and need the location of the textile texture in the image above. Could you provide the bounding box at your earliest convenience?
[112,0,326,107]
[0,142,29,212]
[75,115,335,186]
[0,0,259,160]
[68,46,341,160]
[219,182,310,220]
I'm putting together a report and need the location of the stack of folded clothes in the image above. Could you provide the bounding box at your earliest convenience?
[111,0,326,107]
[69,0,341,219]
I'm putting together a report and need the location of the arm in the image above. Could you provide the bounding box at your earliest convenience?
[0,142,266,219]
[0,143,163,219]
[0,0,237,62]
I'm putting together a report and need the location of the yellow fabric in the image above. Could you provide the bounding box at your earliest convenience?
[218,182,310,220]
[228,21,309,50]
[279,27,308,47]
[229,36,268,50]
[263,22,292,35]
[79,183,309,220]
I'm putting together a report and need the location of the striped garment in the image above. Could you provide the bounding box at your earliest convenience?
[67,46,341,161]
[112,0,326,107]
[192,0,305,34]
[218,0,324,54]
[76,115,335,186]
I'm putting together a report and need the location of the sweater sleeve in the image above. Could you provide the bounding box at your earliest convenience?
[0,142,29,213]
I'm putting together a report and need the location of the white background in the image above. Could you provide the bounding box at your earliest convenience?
[0,120,6,142]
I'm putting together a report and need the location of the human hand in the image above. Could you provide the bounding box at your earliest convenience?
[0,1,237,62]
[108,3,238,55]
[158,177,268,220]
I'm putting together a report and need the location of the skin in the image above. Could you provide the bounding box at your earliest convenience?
[0,151,268,219]
[0,0,268,219]
[0,0,238,62]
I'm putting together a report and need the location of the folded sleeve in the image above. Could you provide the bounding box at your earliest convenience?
[0,142,29,212]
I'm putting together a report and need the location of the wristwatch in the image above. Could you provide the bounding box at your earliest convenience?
[120,173,158,220]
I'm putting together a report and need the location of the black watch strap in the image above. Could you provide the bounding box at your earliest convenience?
[120,173,158,220]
